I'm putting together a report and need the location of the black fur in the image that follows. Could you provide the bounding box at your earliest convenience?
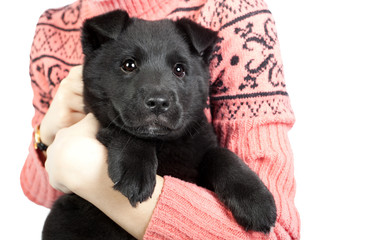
[42,10,276,239]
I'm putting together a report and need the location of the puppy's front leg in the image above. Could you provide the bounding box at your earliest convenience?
[198,148,277,233]
[97,128,158,206]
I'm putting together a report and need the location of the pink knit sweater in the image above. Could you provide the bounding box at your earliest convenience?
[21,0,299,239]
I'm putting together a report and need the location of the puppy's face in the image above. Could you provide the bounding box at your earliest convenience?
[82,11,217,139]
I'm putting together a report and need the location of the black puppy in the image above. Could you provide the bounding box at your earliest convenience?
[42,10,276,239]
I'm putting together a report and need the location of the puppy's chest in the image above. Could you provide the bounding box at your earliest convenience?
[155,141,204,183]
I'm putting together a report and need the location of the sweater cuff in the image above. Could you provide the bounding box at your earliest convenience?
[144,176,272,240]
[20,136,63,208]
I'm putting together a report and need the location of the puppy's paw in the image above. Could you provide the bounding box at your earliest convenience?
[105,133,158,206]
[223,182,277,233]
[233,190,276,233]
[112,166,156,207]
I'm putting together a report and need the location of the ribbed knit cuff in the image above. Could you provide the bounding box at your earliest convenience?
[215,121,300,239]
[20,136,63,208]
[144,176,261,239]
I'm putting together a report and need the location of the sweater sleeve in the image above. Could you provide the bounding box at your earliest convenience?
[20,15,63,208]
[144,1,300,239]
[145,125,299,240]
[20,52,63,208]
[20,2,83,208]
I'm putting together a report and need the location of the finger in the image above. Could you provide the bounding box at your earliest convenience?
[73,113,100,136]
[71,112,87,125]
[44,148,51,171]
[69,74,84,97]
[68,65,83,79]
[65,65,84,96]
[68,94,85,113]
[54,183,72,194]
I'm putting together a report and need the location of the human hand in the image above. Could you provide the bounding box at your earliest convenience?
[40,65,85,146]
[45,113,108,195]
[45,113,164,240]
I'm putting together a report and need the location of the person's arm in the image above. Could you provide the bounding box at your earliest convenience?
[43,114,294,240]
[21,65,85,208]
[20,2,84,208]
[142,127,298,240]
[45,120,298,239]
[83,175,164,240]
[20,31,61,207]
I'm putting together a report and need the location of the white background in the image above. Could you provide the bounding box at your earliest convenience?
[0,0,389,239]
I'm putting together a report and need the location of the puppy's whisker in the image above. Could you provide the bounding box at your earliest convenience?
[119,122,127,133]
[107,114,121,128]
[118,136,132,160]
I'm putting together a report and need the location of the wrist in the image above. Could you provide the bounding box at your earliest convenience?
[80,175,164,239]
[81,174,164,206]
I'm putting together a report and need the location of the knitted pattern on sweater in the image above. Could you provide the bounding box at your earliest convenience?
[21,0,299,239]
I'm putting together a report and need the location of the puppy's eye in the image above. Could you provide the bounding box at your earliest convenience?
[173,63,185,78]
[121,59,137,72]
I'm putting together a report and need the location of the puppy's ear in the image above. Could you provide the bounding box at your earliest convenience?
[175,19,218,63]
[82,10,132,55]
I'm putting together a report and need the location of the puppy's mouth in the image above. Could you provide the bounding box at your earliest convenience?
[132,123,171,137]
[110,106,181,138]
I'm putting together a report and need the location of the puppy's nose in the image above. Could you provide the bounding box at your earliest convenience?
[145,97,170,115]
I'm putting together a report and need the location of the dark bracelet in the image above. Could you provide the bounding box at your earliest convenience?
[36,142,48,151]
